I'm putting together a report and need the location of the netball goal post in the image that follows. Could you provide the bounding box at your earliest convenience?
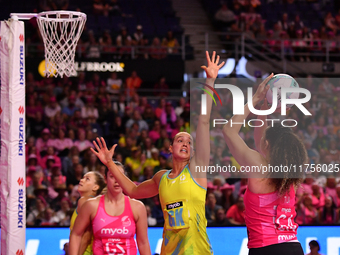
[0,11,86,255]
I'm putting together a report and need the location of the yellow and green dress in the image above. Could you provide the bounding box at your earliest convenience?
[70,208,93,255]
[159,164,213,255]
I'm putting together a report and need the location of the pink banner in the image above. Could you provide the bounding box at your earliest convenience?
[0,19,26,255]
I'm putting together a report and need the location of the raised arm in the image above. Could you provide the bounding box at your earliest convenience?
[191,51,225,186]
[91,138,166,199]
[222,74,273,168]
[254,99,269,156]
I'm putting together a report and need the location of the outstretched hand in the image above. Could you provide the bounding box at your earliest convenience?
[253,73,274,104]
[201,51,225,79]
[91,137,117,166]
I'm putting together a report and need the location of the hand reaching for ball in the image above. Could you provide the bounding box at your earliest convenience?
[261,98,281,113]
[253,73,274,105]
[261,98,269,110]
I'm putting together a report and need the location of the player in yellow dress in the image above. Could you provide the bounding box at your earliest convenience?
[91,51,224,254]
[70,171,106,255]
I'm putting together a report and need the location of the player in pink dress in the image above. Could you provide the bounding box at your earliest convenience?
[69,161,151,255]
[222,74,307,255]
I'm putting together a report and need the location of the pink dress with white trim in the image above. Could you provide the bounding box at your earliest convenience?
[92,195,137,255]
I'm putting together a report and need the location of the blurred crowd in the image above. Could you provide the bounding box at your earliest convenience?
[77,27,179,60]
[24,70,340,227]
[208,0,340,61]
[24,0,182,60]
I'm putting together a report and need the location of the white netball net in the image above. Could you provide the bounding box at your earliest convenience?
[36,11,86,77]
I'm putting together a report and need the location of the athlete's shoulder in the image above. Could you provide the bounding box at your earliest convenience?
[81,195,101,210]
[153,169,168,183]
[129,198,147,222]
[77,196,89,209]
[154,169,168,178]
[129,198,145,210]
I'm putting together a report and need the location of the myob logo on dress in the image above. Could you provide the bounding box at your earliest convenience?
[101,227,129,235]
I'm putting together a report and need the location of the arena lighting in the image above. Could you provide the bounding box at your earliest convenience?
[235,56,254,81]
[218,57,235,76]
[235,56,270,81]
